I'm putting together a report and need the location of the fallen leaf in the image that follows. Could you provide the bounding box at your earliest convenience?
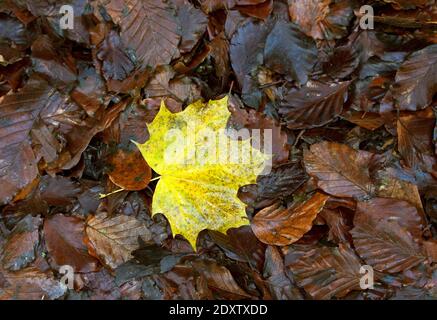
[264,20,318,85]
[96,30,135,81]
[85,211,153,269]
[397,108,436,172]
[351,199,427,273]
[190,259,251,299]
[278,81,350,129]
[304,141,374,199]
[209,225,266,271]
[144,65,201,108]
[263,246,302,300]
[44,214,100,273]
[0,266,66,300]
[387,44,437,111]
[116,0,181,69]
[1,215,42,271]
[288,0,354,40]
[174,0,208,54]
[136,96,269,248]
[286,243,363,300]
[252,192,329,246]
[230,19,271,108]
[108,148,152,191]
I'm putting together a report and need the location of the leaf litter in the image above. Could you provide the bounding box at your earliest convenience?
[0,0,436,300]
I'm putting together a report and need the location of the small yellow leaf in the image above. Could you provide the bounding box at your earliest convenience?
[136,96,269,249]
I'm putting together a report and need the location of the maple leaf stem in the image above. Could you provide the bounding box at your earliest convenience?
[99,188,125,199]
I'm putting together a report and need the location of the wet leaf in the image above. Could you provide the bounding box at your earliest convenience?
[136,96,269,248]
[1,215,41,271]
[287,243,363,300]
[108,149,152,191]
[115,0,181,69]
[263,246,302,299]
[85,212,153,269]
[0,266,66,300]
[386,44,437,111]
[351,199,427,273]
[252,192,329,246]
[304,142,374,199]
[264,20,318,85]
[288,0,354,40]
[44,214,100,273]
[278,81,350,129]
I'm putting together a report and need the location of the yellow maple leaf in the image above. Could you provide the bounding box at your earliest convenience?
[135,96,269,249]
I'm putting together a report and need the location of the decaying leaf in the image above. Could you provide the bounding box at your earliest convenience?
[278,80,350,129]
[252,192,329,246]
[386,44,437,111]
[304,142,374,199]
[107,149,152,191]
[44,214,100,273]
[85,211,153,269]
[0,0,436,301]
[1,215,41,271]
[351,206,427,273]
[287,244,363,300]
[288,0,354,40]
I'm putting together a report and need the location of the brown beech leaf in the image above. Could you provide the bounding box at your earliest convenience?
[278,81,350,129]
[286,243,363,300]
[236,0,273,20]
[397,108,436,171]
[150,264,213,299]
[209,225,266,271]
[304,142,374,199]
[263,246,302,300]
[373,168,425,217]
[423,240,437,263]
[96,30,135,81]
[144,66,201,107]
[1,215,42,271]
[252,192,329,246]
[288,0,354,40]
[44,214,100,273]
[351,199,427,273]
[0,266,66,300]
[71,64,107,117]
[0,78,47,204]
[255,162,307,207]
[342,111,385,131]
[108,149,152,191]
[264,20,318,85]
[319,208,352,244]
[387,44,437,111]
[174,0,208,54]
[228,96,290,164]
[116,0,181,69]
[230,19,271,108]
[190,259,251,299]
[240,162,307,209]
[85,212,153,269]
[354,198,425,241]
